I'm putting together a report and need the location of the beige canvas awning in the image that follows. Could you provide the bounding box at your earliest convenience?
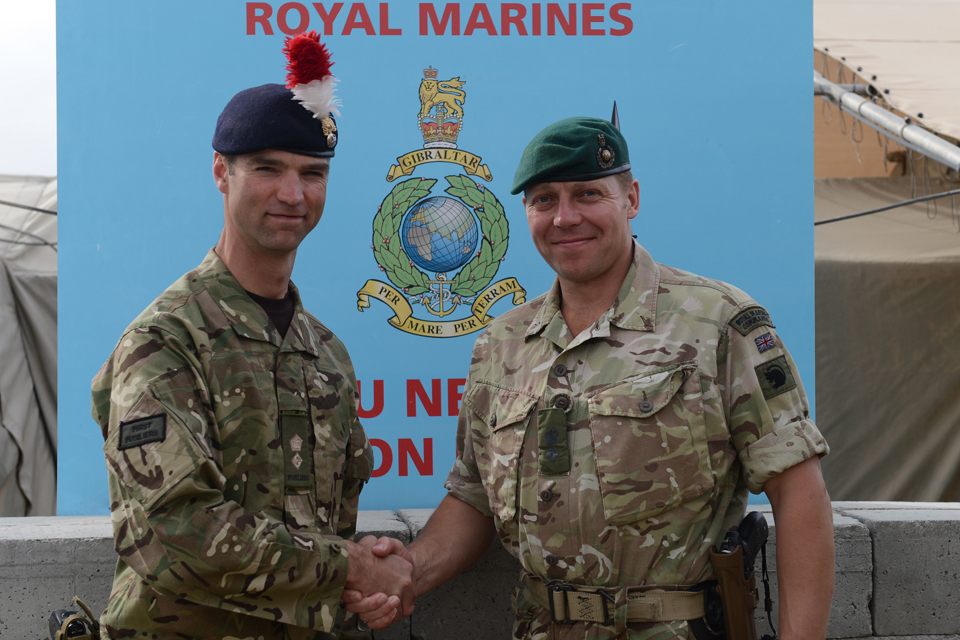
[814,0,960,143]
[0,175,57,516]
[815,177,960,501]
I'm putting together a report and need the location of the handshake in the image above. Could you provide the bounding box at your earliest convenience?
[342,535,418,630]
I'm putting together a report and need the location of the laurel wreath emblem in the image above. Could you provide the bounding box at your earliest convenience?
[371,175,509,298]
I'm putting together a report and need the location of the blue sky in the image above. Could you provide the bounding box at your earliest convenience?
[0,0,56,176]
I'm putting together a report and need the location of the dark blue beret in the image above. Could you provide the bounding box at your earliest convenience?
[212,83,337,158]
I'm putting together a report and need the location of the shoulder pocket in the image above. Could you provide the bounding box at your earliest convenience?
[463,381,538,522]
[104,370,211,513]
[588,362,714,524]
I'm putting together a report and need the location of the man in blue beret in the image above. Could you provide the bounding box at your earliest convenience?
[92,37,414,639]
[347,115,835,640]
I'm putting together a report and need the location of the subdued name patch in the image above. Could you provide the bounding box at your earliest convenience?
[119,414,167,450]
[729,306,774,336]
[755,356,797,399]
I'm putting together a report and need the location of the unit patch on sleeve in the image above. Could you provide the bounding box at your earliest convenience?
[729,306,775,336]
[118,414,167,450]
[755,332,775,353]
[754,356,797,399]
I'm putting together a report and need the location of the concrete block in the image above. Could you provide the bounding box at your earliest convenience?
[353,510,411,640]
[837,505,960,636]
[0,516,115,640]
[748,507,873,639]
[400,509,518,640]
[356,509,411,544]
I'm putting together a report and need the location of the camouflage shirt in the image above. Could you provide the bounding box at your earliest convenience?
[92,249,374,640]
[445,242,828,640]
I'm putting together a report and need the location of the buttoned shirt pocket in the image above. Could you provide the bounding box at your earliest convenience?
[463,380,538,522]
[588,362,714,525]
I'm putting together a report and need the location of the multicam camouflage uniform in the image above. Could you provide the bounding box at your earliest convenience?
[92,249,373,640]
[445,242,828,640]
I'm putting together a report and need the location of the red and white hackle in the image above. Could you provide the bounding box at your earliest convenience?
[283,30,341,118]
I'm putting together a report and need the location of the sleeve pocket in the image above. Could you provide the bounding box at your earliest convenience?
[104,388,209,513]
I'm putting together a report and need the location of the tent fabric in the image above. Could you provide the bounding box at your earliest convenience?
[815,177,960,501]
[0,175,57,516]
[814,0,960,142]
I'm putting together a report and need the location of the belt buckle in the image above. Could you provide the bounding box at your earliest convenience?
[548,584,575,624]
[548,585,615,625]
[597,588,615,625]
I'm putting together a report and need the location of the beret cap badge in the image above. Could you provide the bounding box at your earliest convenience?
[321,116,338,148]
[596,133,615,169]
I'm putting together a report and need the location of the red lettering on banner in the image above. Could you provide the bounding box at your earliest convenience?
[464,3,497,35]
[371,438,393,477]
[278,2,310,34]
[448,378,466,416]
[610,3,632,35]
[357,379,385,419]
[247,3,275,34]
[419,3,461,35]
[380,3,402,34]
[501,4,527,35]
[582,3,604,35]
[407,379,442,417]
[547,3,576,35]
[399,438,434,476]
[343,3,376,34]
[245,2,633,37]
[313,2,344,35]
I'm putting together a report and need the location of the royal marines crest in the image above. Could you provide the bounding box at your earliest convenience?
[356,67,526,338]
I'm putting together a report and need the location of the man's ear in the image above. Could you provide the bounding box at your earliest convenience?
[213,153,229,194]
[625,178,640,220]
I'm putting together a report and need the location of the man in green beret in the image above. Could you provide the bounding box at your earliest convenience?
[347,116,835,640]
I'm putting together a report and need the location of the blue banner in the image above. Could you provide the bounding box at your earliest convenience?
[58,1,813,514]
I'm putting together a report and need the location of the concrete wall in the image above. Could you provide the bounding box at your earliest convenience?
[2,503,959,640]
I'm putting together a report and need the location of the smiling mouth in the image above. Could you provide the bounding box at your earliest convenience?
[553,237,593,247]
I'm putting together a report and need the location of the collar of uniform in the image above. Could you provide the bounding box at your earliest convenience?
[525,279,569,347]
[196,249,321,357]
[607,240,658,332]
[524,240,658,341]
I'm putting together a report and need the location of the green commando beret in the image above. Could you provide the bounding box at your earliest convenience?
[510,117,631,195]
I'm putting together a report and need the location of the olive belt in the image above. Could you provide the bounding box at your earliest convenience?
[525,575,706,625]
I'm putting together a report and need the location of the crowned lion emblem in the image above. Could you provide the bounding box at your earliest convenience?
[419,76,466,118]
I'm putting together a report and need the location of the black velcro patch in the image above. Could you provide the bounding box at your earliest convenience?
[118,414,167,450]
[537,408,570,475]
[755,356,797,399]
[729,306,774,336]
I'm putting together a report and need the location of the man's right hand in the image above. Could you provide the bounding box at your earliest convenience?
[343,496,496,630]
[343,536,415,629]
[343,537,416,629]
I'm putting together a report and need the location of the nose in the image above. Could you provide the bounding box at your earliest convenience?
[553,195,582,228]
[276,171,304,206]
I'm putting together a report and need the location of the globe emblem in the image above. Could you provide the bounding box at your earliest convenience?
[400,196,479,274]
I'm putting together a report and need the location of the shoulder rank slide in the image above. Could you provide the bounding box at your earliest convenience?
[118,414,167,450]
[729,306,774,336]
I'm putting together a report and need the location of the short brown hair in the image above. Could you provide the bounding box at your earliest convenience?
[614,169,634,195]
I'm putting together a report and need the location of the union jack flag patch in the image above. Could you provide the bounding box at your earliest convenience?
[755,333,775,353]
